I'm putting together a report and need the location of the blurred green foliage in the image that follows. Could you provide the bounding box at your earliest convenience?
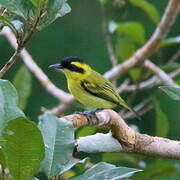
[13,65,32,110]
[0,0,180,179]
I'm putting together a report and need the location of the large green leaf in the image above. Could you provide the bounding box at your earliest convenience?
[13,65,32,110]
[37,1,71,30]
[116,37,136,60]
[39,113,75,178]
[116,22,145,45]
[129,0,160,24]
[0,80,24,137]
[2,117,45,180]
[70,162,142,180]
[159,86,180,101]
[155,100,169,137]
[0,0,35,19]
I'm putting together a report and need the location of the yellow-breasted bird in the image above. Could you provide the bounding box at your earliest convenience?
[49,56,140,119]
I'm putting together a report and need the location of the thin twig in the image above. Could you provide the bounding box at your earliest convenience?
[121,98,153,119]
[117,69,180,93]
[0,48,20,77]
[42,99,75,115]
[21,10,42,47]
[101,6,118,67]
[168,48,180,64]
[117,79,130,93]
[143,60,178,87]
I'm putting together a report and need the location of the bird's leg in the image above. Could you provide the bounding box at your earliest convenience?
[75,108,103,115]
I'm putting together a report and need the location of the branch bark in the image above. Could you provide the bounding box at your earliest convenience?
[104,0,180,80]
[62,109,180,159]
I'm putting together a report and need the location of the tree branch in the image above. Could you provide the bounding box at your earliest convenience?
[62,109,180,159]
[104,0,180,80]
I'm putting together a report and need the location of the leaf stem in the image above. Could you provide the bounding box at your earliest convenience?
[0,10,42,78]
[0,48,20,78]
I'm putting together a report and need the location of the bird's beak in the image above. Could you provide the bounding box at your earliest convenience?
[48,64,63,69]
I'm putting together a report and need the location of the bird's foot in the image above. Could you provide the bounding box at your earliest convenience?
[75,108,102,116]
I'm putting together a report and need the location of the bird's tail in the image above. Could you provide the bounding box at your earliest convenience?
[120,101,141,120]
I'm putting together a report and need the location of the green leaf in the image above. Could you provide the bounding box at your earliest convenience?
[39,113,75,178]
[0,0,35,19]
[13,65,32,110]
[98,0,108,5]
[161,36,180,47]
[116,22,145,44]
[159,86,180,101]
[0,16,17,34]
[2,117,45,180]
[30,0,44,7]
[70,162,142,180]
[129,0,160,24]
[0,80,24,138]
[37,1,71,30]
[115,37,136,60]
[155,100,169,137]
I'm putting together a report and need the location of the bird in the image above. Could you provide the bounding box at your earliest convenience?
[49,56,140,119]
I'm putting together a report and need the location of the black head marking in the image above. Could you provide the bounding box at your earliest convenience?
[61,56,84,64]
[60,56,85,73]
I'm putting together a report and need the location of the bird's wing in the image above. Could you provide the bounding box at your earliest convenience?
[81,71,141,120]
[80,72,122,105]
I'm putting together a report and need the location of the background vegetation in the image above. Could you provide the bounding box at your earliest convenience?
[0,0,180,179]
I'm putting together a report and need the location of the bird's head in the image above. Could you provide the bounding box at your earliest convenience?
[49,56,92,80]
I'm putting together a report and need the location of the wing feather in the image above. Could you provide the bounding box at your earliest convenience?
[80,72,122,105]
[80,71,141,120]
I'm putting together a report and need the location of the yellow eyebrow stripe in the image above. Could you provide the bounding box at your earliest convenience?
[71,62,82,67]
